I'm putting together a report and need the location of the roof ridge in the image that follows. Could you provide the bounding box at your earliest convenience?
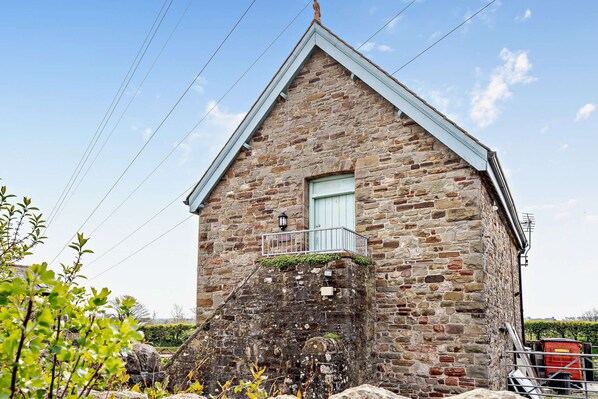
[315,22,490,151]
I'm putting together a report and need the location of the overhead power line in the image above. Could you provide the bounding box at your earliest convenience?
[89,215,193,281]
[85,0,492,278]
[82,0,312,275]
[392,0,497,74]
[50,0,194,225]
[87,0,312,237]
[45,0,175,230]
[357,0,416,50]
[50,0,258,265]
[86,184,193,267]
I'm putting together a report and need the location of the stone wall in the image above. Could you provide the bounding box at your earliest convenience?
[168,257,373,397]
[480,182,523,390]
[192,48,522,397]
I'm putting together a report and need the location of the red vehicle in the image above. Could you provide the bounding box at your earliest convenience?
[542,338,583,380]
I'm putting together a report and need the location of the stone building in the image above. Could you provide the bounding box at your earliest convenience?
[167,21,528,398]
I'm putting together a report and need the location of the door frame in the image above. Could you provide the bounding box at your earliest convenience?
[308,174,355,231]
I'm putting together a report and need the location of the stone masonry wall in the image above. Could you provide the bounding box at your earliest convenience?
[193,48,521,397]
[167,257,372,398]
[480,182,522,390]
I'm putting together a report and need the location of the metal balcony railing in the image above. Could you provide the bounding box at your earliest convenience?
[261,227,368,257]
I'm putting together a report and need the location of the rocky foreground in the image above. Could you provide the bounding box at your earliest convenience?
[95,384,526,399]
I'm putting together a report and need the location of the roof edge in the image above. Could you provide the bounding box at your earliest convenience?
[186,22,320,212]
[185,22,526,247]
[187,22,492,212]
[486,151,527,249]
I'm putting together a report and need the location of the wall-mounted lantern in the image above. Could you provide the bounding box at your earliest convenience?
[278,212,288,231]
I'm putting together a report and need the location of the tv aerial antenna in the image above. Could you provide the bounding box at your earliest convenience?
[520,213,535,267]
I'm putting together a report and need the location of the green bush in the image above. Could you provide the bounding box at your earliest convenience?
[259,254,341,268]
[352,255,372,266]
[259,253,372,268]
[140,323,196,347]
[0,183,142,399]
[524,320,598,344]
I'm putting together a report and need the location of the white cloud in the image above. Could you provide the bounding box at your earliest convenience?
[428,31,441,43]
[516,9,532,22]
[359,42,375,52]
[386,15,402,31]
[470,48,536,128]
[559,143,569,151]
[462,1,501,32]
[177,100,246,164]
[143,128,153,142]
[540,125,549,134]
[174,142,192,165]
[377,44,393,53]
[418,84,465,124]
[125,88,141,96]
[575,103,595,121]
[524,9,532,19]
[586,214,598,224]
[204,100,246,129]
[359,41,393,54]
[430,91,450,114]
[193,76,208,95]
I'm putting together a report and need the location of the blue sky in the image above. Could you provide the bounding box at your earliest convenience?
[1,0,596,319]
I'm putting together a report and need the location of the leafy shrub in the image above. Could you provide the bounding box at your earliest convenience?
[139,323,196,347]
[0,185,45,265]
[260,253,372,268]
[259,254,341,268]
[352,255,372,266]
[0,183,143,399]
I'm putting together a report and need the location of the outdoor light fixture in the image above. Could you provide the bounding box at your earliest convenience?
[278,212,288,231]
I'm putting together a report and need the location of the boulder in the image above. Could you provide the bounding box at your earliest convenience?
[449,389,526,399]
[329,385,410,399]
[124,343,164,387]
[88,390,148,399]
[128,371,167,386]
[162,394,207,399]
[126,343,161,374]
[328,386,526,399]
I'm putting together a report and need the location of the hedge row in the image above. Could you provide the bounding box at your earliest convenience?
[139,323,196,347]
[138,321,598,347]
[524,320,598,344]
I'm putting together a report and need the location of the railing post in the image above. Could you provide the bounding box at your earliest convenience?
[261,227,368,257]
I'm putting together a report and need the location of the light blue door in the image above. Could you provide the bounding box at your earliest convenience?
[309,175,355,252]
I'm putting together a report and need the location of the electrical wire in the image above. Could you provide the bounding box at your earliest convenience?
[84,0,491,277]
[392,0,497,74]
[86,184,193,267]
[88,215,193,281]
[50,0,195,224]
[80,0,312,275]
[356,0,416,50]
[45,0,174,230]
[49,0,258,265]
[87,0,312,237]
